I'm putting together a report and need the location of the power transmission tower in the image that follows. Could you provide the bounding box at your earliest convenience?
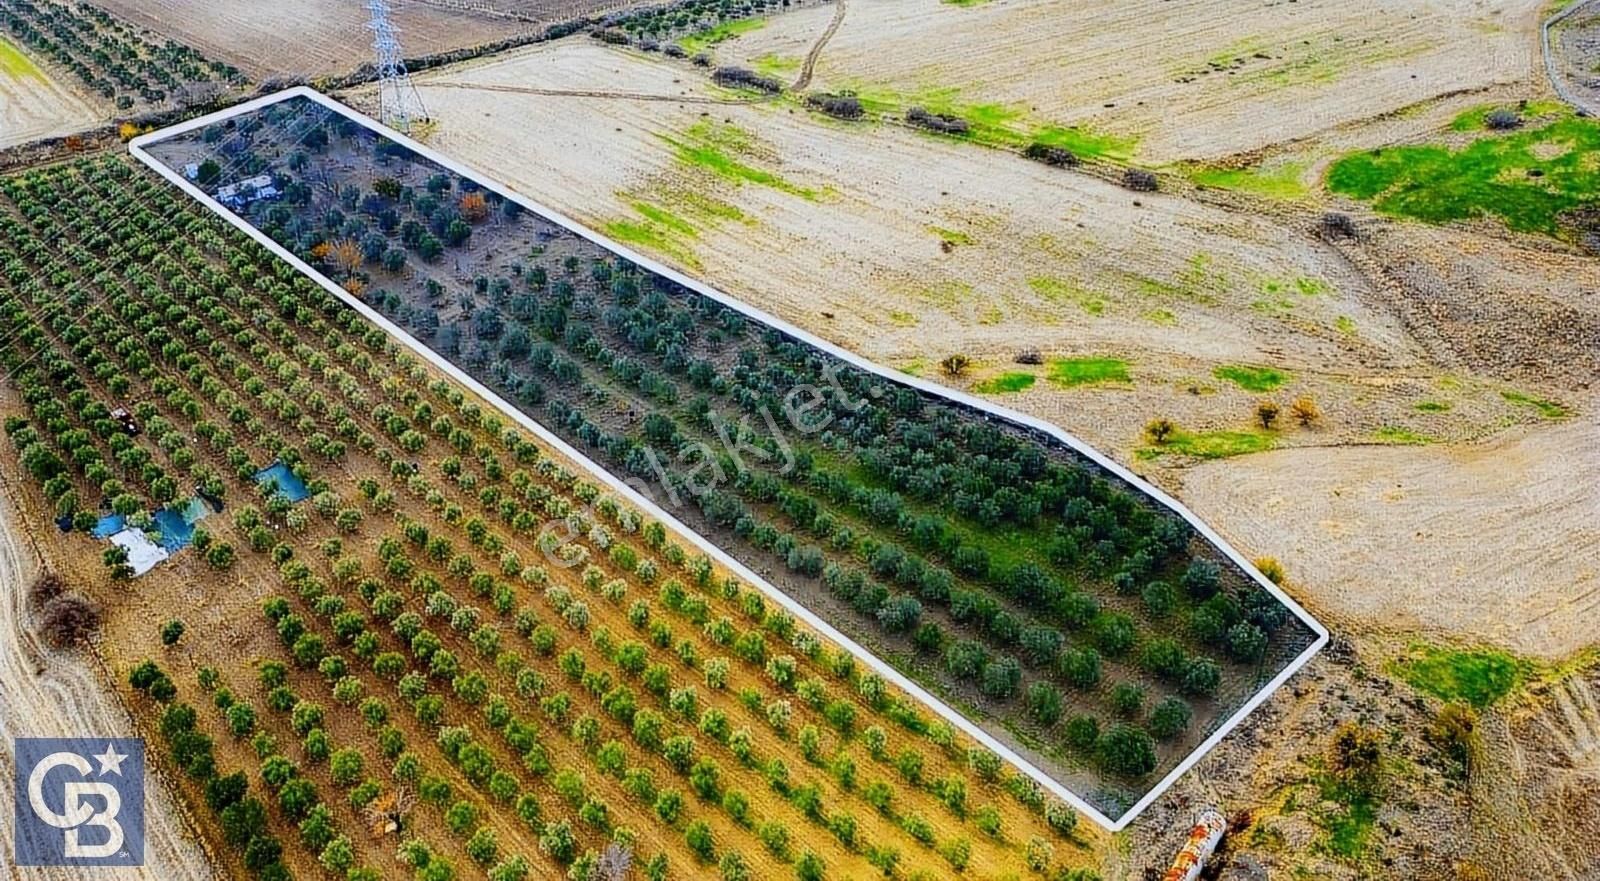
[365,0,428,133]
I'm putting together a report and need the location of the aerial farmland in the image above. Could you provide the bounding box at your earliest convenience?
[0,0,1597,879]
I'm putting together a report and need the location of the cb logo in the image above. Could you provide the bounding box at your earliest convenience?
[13,738,144,866]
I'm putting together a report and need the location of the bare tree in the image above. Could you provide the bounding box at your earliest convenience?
[38,593,102,649]
[597,842,632,881]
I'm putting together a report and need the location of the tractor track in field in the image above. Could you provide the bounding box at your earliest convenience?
[418,79,768,104]
[792,0,845,92]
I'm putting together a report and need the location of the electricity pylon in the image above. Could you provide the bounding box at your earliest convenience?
[365,0,428,134]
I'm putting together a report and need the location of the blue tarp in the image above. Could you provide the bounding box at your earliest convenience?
[150,496,214,552]
[90,514,125,539]
[253,461,309,502]
[152,509,196,552]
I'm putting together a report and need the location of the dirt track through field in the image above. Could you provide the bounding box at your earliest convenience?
[792,0,845,91]
[0,475,211,881]
[421,79,762,104]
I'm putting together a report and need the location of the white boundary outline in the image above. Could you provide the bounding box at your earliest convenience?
[129,86,1328,831]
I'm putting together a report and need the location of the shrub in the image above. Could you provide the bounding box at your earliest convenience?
[805,93,864,120]
[1098,725,1157,777]
[1024,142,1080,167]
[1122,169,1158,192]
[1108,683,1145,717]
[1228,622,1269,663]
[712,67,783,93]
[906,107,970,135]
[1149,697,1193,740]
[1484,108,1522,130]
[685,820,716,862]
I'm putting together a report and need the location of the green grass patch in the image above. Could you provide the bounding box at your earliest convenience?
[1374,425,1433,445]
[887,310,917,327]
[1449,100,1567,132]
[941,0,992,6]
[1047,357,1129,387]
[1413,400,1452,413]
[1334,316,1357,336]
[1500,389,1568,418]
[0,37,45,81]
[1140,428,1277,460]
[1028,124,1139,164]
[836,81,1138,160]
[1391,645,1527,708]
[973,372,1036,393]
[1145,308,1177,326]
[677,17,766,56]
[1326,113,1600,238]
[1213,363,1289,392]
[752,53,799,77]
[1314,773,1379,861]
[1188,161,1310,200]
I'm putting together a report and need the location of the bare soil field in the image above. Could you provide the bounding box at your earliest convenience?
[1180,398,1600,659]
[356,36,1597,667]
[86,0,633,80]
[0,36,103,149]
[708,0,1546,163]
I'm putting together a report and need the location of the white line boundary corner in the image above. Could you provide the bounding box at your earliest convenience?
[129,86,1329,832]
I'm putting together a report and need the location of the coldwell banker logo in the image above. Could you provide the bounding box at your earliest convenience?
[13,738,144,866]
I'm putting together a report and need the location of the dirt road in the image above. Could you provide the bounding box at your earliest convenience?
[0,478,212,880]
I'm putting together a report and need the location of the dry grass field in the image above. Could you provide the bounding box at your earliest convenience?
[352,33,1598,663]
[0,35,102,149]
[708,0,1545,163]
[86,0,636,80]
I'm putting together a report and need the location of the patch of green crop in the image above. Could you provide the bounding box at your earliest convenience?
[603,213,700,270]
[1334,316,1357,336]
[973,372,1036,393]
[1188,161,1310,200]
[1326,114,1600,238]
[1140,428,1276,460]
[1500,389,1568,418]
[659,122,820,200]
[628,201,696,237]
[928,225,973,246]
[0,37,44,81]
[887,310,918,327]
[1027,275,1105,315]
[677,17,767,56]
[941,0,992,7]
[1048,357,1129,387]
[1374,426,1434,445]
[1213,363,1289,392]
[1145,309,1177,326]
[913,280,974,307]
[1391,645,1527,708]
[1413,400,1452,413]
